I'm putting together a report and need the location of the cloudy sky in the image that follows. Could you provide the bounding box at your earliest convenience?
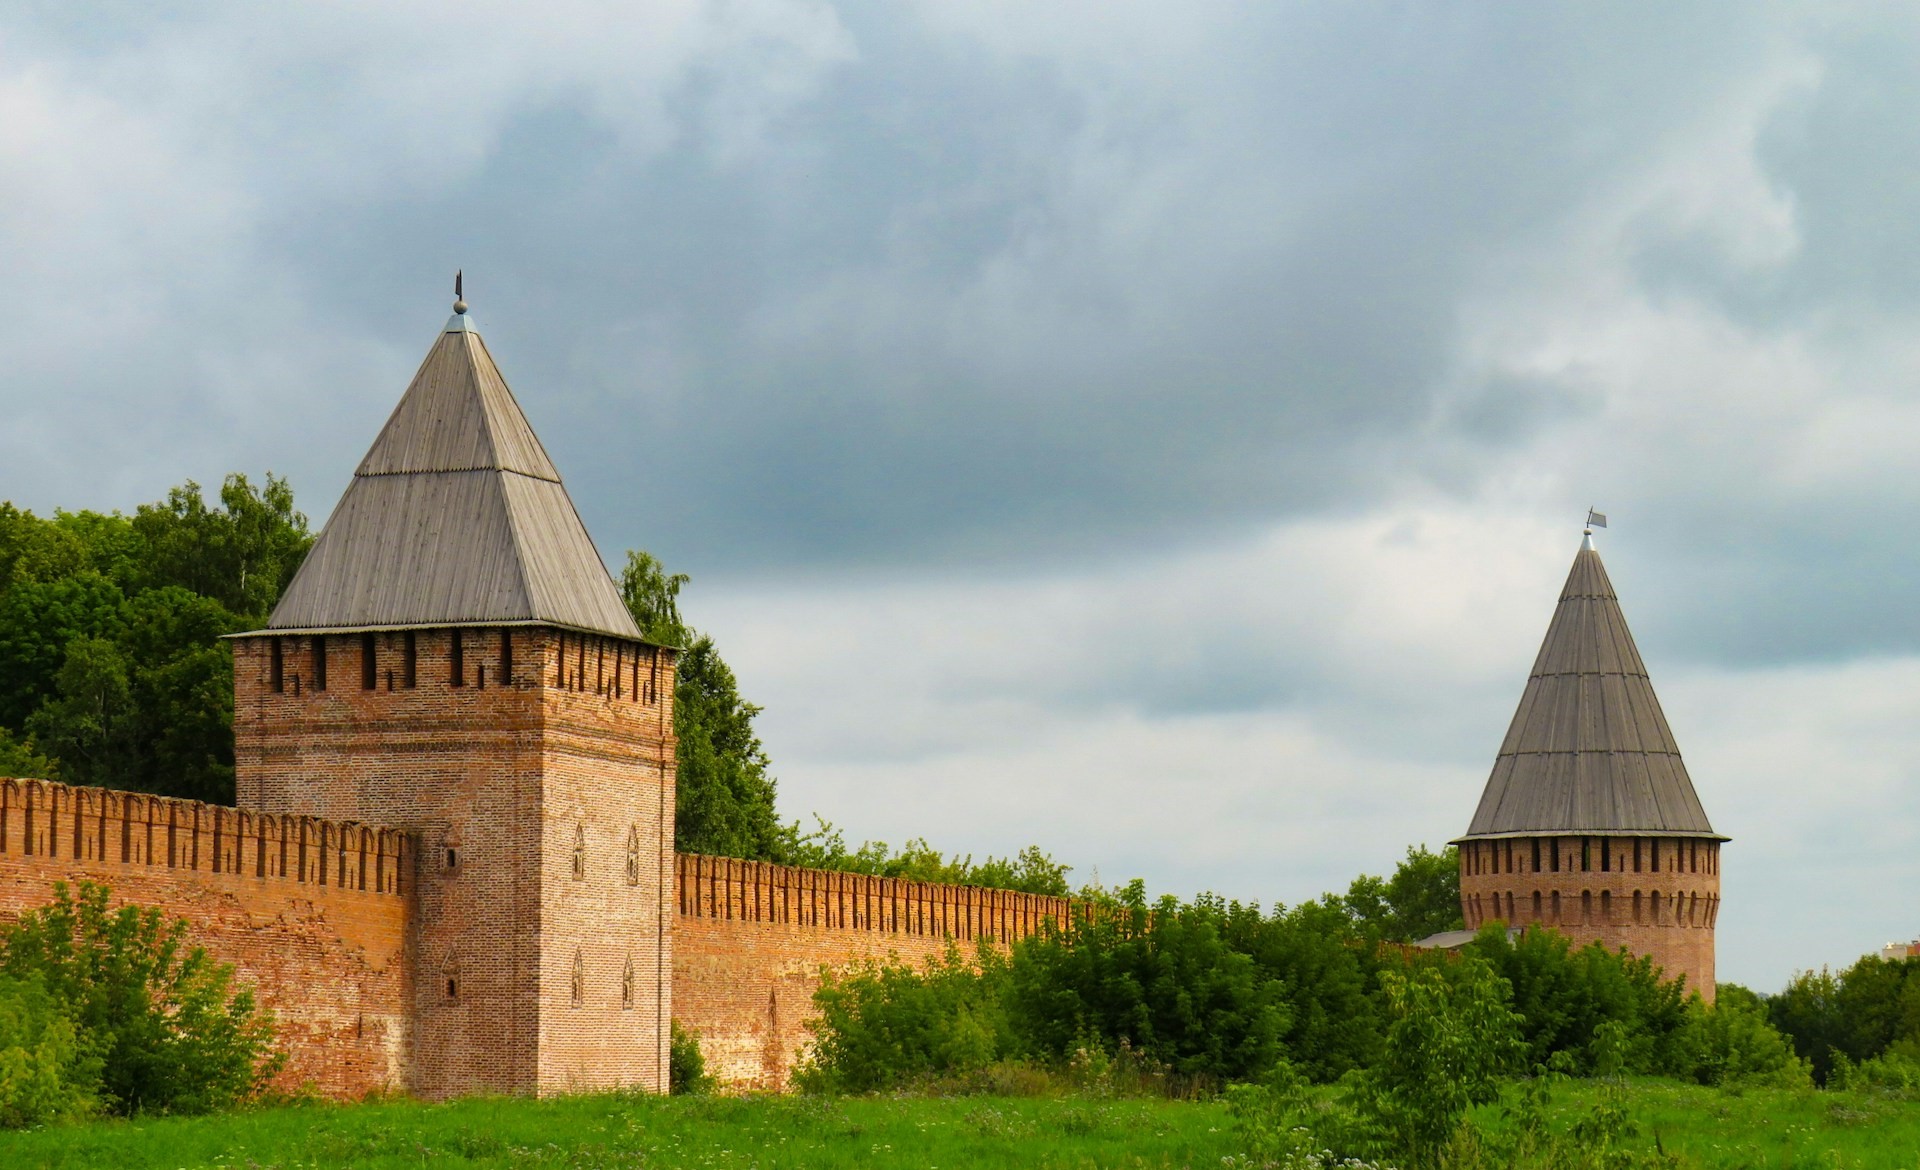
[4,2,1918,990]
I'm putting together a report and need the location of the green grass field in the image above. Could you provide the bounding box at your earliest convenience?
[3,1080,1917,1169]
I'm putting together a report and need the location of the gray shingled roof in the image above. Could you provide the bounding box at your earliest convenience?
[1458,538,1723,841]
[264,311,642,640]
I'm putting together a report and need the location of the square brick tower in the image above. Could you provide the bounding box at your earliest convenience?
[1455,529,1725,1002]
[231,294,677,1097]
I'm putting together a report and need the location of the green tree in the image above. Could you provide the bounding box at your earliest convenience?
[0,727,57,781]
[1465,923,1691,1076]
[0,974,98,1128]
[1337,844,1463,942]
[0,478,303,803]
[619,550,785,860]
[1677,983,1808,1088]
[130,474,309,622]
[26,639,137,791]
[780,817,1073,897]
[0,882,281,1116]
[1352,958,1522,1167]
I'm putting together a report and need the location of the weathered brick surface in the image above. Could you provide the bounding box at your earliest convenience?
[0,778,411,1097]
[233,627,676,1098]
[671,854,1071,1090]
[1458,835,1720,1002]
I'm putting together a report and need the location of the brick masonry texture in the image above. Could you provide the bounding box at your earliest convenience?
[0,778,411,1097]
[5,621,1726,1098]
[671,854,1072,1090]
[1458,835,1721,1003]
[233,626,677,1099]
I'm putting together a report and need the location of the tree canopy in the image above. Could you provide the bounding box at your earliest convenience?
[0,476,309,803]
[0,476,1075,897]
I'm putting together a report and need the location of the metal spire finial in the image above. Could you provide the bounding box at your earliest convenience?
[453,269,467,315]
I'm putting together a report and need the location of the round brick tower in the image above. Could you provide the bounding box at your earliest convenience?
[1455,529,1726,1001]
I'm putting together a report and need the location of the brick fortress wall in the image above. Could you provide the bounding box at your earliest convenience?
[1458,835,1720,1002]
[0,778,412,1097]
[671,853,1073,1090]
[233,627,677,1099]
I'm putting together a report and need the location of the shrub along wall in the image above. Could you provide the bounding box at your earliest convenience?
[0,779,412,1097]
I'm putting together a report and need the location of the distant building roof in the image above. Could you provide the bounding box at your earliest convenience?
[263,305,642,641]
[1457,536,1723,842]
[1411,927,1520,950]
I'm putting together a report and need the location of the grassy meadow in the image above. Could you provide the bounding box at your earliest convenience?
[2,1080,1919,1170]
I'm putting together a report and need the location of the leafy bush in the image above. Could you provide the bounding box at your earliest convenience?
[1828,1049,1920,1093]
[669,1020,711,1095]
[1349,958,1522,1166]
[1005,891,1289,1085]
[1770,955,1920,1084]
[1464,923,1691,1076]
[0,882,281,1116]
[1675,984,1809,1088]
[0,974,97,1127]
[798,944,1015,1094]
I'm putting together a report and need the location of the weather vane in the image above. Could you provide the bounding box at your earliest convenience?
[453,269,467,315]
[1584,507,1607,536]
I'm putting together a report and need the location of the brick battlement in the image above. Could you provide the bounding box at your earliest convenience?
[0,777,415,1095]
[672,852,1073,1089]
[0,777,413,897]
[675,852,1071,943]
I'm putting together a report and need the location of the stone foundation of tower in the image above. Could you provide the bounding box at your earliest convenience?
[1458,835,1720,1002]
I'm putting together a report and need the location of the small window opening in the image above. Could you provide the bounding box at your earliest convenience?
[403,631,417,689]
[1582,837,1592,872]
[501,631,513,686]
[446,848,457,869]
[446,978,457,1000]
[1650,840,1660,873]
[1601,838,1611,872]
[451,629,465,687]
[311,636,327,691]
[477,664,485,690]
[1550,840,1560,873]
[361,632,377,690]
[1530,839,1541,873]
[269,638,284,693]
[556,633,567,687]
[1532,890,1542,918]
[571,825,586,880]
[1633,838,1642,872]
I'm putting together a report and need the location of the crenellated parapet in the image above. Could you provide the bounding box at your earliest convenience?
[0,777,413,897]
[675,852,1071,944]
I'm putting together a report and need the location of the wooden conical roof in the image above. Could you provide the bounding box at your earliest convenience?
[264,311,642,641]
[1459,538,1722,841]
